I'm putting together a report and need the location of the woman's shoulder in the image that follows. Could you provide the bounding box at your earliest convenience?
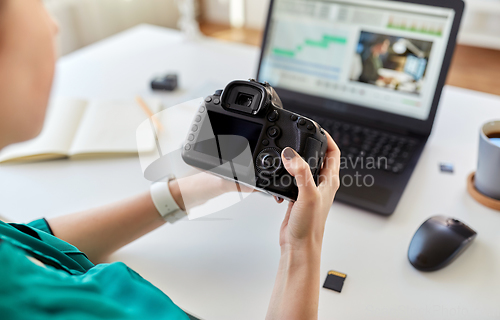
[0,240,190,320]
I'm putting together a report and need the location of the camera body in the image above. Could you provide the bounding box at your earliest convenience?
[182,79,328,201]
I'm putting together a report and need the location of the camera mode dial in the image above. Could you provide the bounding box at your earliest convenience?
[256,148,283,176]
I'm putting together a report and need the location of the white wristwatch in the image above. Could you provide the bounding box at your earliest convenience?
[150,176,187,223]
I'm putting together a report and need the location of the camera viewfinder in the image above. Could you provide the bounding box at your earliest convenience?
[236,93,254,108]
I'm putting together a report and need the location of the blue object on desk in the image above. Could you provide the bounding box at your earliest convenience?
[439,162,454,173]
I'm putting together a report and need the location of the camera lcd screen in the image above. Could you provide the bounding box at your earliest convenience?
[194,111,263,166]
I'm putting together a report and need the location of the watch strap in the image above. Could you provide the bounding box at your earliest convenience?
[150,178,187,223]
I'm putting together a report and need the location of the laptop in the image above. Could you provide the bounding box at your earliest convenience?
[256,0,464,215]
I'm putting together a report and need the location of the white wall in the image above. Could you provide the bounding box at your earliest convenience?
[46,0,500,55]
[459,0,500,49]
[44,0,180,56]
[201,0,500,50]
[245,0,270,29]
[202,0,270,29]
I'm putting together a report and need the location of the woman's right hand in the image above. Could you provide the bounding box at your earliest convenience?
[265,132,341,320]
[277,131,341,251]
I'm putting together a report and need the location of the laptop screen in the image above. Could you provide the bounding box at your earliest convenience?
[258,0,456,121]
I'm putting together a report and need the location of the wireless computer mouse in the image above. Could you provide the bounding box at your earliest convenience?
[408,216,477,271]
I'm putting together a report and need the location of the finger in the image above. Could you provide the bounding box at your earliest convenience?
[318,131,341,188]
[273,196,284,204]
[281,147,317,198]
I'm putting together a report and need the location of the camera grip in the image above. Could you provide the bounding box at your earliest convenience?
[303,137,325,175]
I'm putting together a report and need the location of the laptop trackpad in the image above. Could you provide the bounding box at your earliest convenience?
[338,184,392,206]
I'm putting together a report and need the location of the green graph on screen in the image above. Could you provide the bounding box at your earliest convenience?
[272,35,347,58]
[265,21,349,80]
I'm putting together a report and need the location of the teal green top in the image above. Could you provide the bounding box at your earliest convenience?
[0,219,190,320]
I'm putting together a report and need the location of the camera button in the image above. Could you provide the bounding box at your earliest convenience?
[262,139,269,146]
[268,127,280,138]
[185,144,192,151]
[213,98,220,105]
[192,125,199,132]
[290,115,298,121]
[298,119,306,125]
[188,134,195,141]
[256,148,283,176]
[195,115,202,122]
[205,96,212,103]
[307,124,314,131]
[268,110,279,122]
[199,106,205,113]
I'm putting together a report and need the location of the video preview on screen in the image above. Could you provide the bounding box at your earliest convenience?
[258,0,455,120]
[350,31,433,95]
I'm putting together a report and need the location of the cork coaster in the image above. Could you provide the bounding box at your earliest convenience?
[467,172,500,211]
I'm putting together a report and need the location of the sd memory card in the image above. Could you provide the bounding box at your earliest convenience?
[323,270,347,293]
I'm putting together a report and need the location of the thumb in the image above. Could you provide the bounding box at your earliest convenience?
[281,147,317,198]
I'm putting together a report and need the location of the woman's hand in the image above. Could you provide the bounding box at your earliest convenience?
[266,131,340,320]
[277,131,341,251]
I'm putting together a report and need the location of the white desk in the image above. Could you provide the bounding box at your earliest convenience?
[1,24,499,320]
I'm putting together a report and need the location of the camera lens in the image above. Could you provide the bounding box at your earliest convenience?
[236,93,254,108]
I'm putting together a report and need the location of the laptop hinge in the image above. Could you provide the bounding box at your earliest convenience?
[287,102,427,139]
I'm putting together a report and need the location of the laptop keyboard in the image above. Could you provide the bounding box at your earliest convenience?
[313,117,419,174]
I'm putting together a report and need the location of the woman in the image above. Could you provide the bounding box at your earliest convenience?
[0,1,341,319]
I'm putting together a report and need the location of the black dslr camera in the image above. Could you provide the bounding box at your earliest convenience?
[182,79,328,201]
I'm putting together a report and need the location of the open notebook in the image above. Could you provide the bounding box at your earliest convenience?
[0,98,161,163]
